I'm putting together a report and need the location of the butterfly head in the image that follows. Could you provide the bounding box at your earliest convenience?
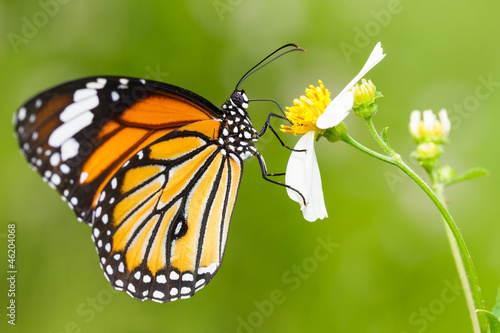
[222,89,249,116]
[230,90,249,110]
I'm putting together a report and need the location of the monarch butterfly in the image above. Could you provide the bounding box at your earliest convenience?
[14,44,305,303]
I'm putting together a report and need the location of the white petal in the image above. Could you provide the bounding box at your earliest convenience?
[409,110,421,136]
[339,42,386,97]
[316,42,385,129]
[285,133,312,204]
[316,91,354,129]
[422,110,435,132]
[285,131,328,222]
[438,109,451,134]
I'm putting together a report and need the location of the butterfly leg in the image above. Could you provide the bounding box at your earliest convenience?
[257,113,305,153]
[250,98,306,153]
[255,152,306,205]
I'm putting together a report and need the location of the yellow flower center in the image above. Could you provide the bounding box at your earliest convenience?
[281,80,331,135]
[417,122,445,140]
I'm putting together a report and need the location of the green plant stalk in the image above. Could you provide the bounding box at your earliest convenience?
[434,184,482,333]
[343,116,486,333]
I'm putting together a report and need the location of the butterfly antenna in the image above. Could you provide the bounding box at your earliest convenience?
[235,43,305,90]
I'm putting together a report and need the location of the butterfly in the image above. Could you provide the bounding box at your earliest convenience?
[13,44,305,303]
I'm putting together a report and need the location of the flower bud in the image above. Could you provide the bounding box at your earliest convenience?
[411,142,442,170]
[351,79,382,118]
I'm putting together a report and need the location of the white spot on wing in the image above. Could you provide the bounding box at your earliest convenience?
[86,78,107,89]
[174,222,182,235]
[60,164,70,174]
[79,172,89,183]
[50,152,60,166]
[153,291,164,299]
[111,91,119,101]
[49,111,93,148]
[18,107,26,121]
[50,174,61,185]
[182,273,193,281]
[59,96,98,123]
[73,89,97,102]
[198,263,217,275]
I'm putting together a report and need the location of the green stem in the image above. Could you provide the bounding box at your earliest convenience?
[341,133,396,166]
[434,185,481,333]
[359,116,486,332]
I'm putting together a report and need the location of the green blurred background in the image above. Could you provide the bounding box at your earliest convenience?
[1,0,499,332]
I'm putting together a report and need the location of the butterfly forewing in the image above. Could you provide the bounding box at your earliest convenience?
[92,121,243,302]
[13,76,222,224]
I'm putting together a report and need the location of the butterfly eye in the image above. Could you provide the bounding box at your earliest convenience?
[230,90,244,107]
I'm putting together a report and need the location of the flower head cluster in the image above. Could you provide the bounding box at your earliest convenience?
[409,109,451,170]
[283,42,386,222]
[409,109,451,144]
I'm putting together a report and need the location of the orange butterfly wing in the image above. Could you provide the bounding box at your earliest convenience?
[92,121,243,302]
[14,76,222,224]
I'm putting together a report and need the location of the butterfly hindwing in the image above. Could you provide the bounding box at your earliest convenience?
[13,76,222,224]
[92,120,243,302]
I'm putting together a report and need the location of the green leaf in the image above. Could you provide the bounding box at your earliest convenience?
[445,168,488,187]
[492,285,500,318]
[476,310,500,333]
[381,127,389,144]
